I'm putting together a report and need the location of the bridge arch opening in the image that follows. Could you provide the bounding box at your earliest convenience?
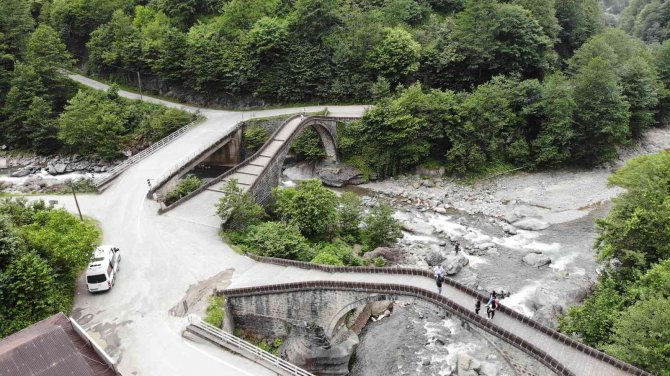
[286,121,338,165]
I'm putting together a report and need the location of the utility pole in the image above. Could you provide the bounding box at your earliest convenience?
[71,182,84,222]
[137,71,143,100]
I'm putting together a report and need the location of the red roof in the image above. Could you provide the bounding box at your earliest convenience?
[0,313,118,376]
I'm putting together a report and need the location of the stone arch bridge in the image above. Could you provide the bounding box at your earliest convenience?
[154,114,357,218]
[218,257,651,376]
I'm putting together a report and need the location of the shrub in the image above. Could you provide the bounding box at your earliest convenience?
[337,192,362,241]
[373,256,386,267]
[311,250,344,265]
[272,179,338,239]
[217,180,265,230]
[241,222,313,261]
[361,203,401,251]
[204,296,225,328]
[244,124,269,152]
[165,175,202,205]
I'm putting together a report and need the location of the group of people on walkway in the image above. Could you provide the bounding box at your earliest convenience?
[434,265,502,320]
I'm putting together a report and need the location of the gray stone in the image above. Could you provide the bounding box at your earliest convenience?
[0,158,7,169]
[363,247,403,263]
[415,165,445,177]
[401,221,434,235]
[54,163,67,174]
[317,164,365,187]
[47,164,58,175]
[522,252,551,267]
[425,250,446,266]
[441,254,469,275]
[10,169,31,177]
[512,217,550,231]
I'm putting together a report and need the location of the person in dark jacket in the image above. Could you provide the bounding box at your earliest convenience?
[475,299,481,315]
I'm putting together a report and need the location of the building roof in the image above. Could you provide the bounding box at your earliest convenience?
[0,313,118,376]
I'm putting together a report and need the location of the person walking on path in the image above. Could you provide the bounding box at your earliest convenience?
[434,264,445,294]
[475,299,481,315]
[487,297,499,320]
[436,273,444,295]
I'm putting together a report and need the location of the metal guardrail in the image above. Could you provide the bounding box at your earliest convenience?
[187,315,314,376]
[93,119,201,189]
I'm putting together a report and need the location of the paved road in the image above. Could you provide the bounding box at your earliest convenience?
[58,75,368,376]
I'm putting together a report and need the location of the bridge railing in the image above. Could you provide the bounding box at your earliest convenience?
[186,315,314,376]
[93,118,201,190]
[241,255,652,376]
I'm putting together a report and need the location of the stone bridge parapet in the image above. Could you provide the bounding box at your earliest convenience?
[222,255,652,376]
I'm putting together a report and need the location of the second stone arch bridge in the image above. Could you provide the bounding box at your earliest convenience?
[150,114,357,219]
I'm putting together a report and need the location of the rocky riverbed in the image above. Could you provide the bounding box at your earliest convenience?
[281,125,670,375]
[0,154,116,193]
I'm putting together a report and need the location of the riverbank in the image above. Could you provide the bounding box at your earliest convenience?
[0,154,115,193]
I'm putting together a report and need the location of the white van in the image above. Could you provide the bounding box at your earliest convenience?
[86,245,121,293]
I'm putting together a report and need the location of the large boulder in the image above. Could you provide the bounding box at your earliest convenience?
[457,353,481,376]
[54,163,67,174]
[441,254,469,275]
[316,164,367,187]
[363,247,403,263]
[401,221,434,235]
[425,250,446,266]
[522,252,551,267]
[10,168,31,177]
[512,217,550,231]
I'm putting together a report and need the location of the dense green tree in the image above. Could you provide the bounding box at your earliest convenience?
[25,96,61,153]
[620,56,659,138]
[1,64,45,148]
[47,0,133,55]
[241,221,313,261]
[292,128,326,162]
[272,179,339,239]
[217,180,265,231]
[448,0,553,88]
[559,277,625,347]
[530,73,575,167]
[337,192,363,241]
[21,209,101,281]
[596,152,670,282]
[620,0,670,43]
[554,0,603,58]
[365,27,421,86]
[26,24,74,75]
[571,57,630,165]
[653,39,670,124]
[513,0,561,41]
[0,252,60,337]
[0,0,34,58]
[58,89,126,159]
[0,217,20,270]
[361,203,401,251]
[605,298,670,375]
[87,10,143,72]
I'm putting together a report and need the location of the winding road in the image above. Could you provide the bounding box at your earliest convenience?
[42,75,643,376]
[55,74,367,376]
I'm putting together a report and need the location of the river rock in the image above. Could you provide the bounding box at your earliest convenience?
[425,250,446,266]
[54,163,67,174]
[0,158,7,169]
[10,168,31,177]
[522,252,551,267]
[512,217,550,231]
[317,164,366,187]
[364,247,403,263]
[402,221,434,235]
[441,254,469,275]
[415,165,445,178]
[457,353,481,376]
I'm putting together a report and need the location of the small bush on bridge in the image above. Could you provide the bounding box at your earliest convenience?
[291,128,326,162]
[165,175,203,206]
[217,180,265,231]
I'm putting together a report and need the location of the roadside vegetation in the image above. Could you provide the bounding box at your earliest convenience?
[164,175,202,206]
[204,295,225,328]
[217,179,401,266]
[559,152,670,374]
[0,198,101,337]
